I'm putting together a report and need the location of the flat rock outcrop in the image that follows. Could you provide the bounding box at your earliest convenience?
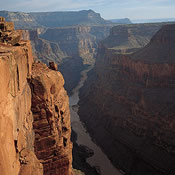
[110,18,132,24]
[79,24,175,174]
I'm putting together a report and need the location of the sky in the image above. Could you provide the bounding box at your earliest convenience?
[1,0,175,20]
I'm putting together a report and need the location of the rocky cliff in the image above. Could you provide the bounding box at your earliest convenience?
[101,23,163,50]
[0,31,43,175]
[0,10,114,95]
[79,24,175,174]
[0,18,72,175]
[16,24,113,95]
[0,10,110,29]
[41,25,112,64]
[31,62,72,175]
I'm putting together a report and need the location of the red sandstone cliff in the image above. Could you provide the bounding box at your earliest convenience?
[31,62,73,175]
[79,24,175,174]
[0,18,73,175]
[0,37,43,175]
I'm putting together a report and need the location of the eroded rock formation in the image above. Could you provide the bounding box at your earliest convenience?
[40,25,112,94]
[0,20,42,175]
[31,62,72,175]
[0,10,110,29]
[0,16,21,45]
[79,24,175,174]
[41,25,112,65]
[20,24,112,95]
[0,18,73,175]
[22,30,64,64]
[101,23,163,50]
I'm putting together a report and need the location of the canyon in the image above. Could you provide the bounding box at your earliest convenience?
[1,9,175,175]
[0,10,132,95]
[0,11,115,175]
[70,67,122,175]
[22,25,113,95]
[78,23,175,174]
[0,10,108,29]
[0,10,132,29]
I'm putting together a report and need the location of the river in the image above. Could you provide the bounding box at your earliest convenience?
[69,67,121,175]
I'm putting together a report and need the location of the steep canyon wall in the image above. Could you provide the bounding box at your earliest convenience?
[0,19,72,175]
[0,10,113,95]
[31,62,72,175]
[40,25,112,94]
[0,10,109,29]
[0,38,43,175]
[79,24,175,175]
[22,30,64,64]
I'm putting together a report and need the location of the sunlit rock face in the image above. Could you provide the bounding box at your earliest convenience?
[31,62,73,175]
[0,20,43,175]
[0,18,73,175]
[78,24,175,175]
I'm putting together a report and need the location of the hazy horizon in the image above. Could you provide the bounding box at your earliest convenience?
[1,0,175,20]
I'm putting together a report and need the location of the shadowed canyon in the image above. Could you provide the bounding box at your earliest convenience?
[0,9,175,175]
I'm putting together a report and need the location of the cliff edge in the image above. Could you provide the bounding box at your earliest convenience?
[0,17,72,175]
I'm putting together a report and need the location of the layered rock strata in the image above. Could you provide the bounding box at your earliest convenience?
[101,23,164,50]
[0,32,43,175]
[0,10,110,29]
[40,25,112,94]
[22,30,64,64]
[41,25,112,65]
[0,18,73,175]
[31,62,73,175]
[0,16,22,45]
[79,24,175,174]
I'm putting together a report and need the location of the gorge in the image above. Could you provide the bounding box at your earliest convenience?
[0,9,175,175]
[78,23,175,175]
[70,67,121,175]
